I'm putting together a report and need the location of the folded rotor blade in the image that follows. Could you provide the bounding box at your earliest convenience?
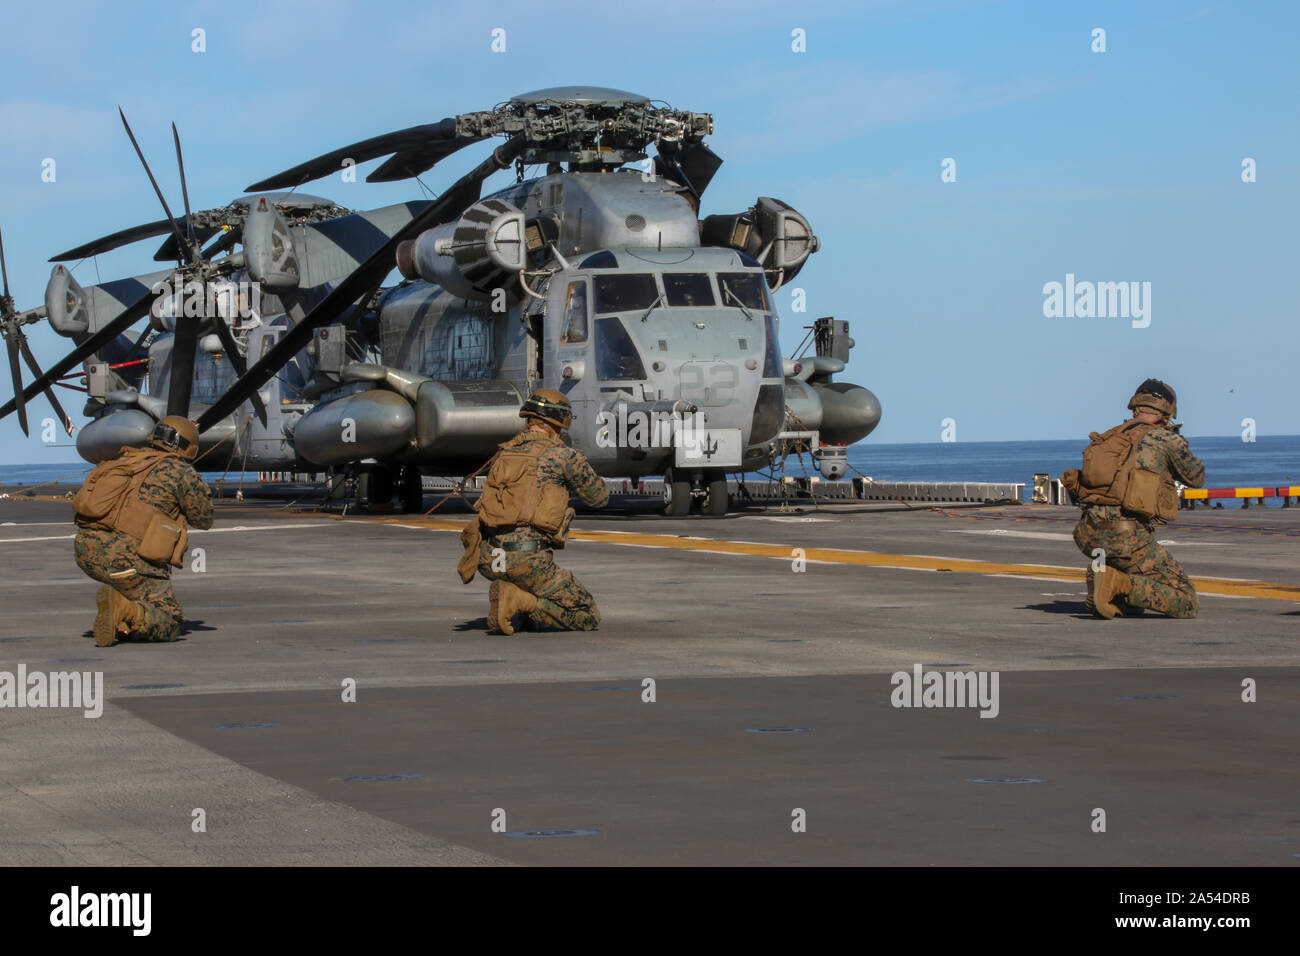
[119,108,192,266]
[246,118,479,191]
[6,334,28,435]
[0,224,10,298]
[0,289,153,424]
[50,218,186,262]
[200,228,239,261]
[18,338,73,434]
[152,225,220,262]
[166,316,199,418]
[366,139,485,183]
[126,324,153,361]
[201,135,525,431]
[172,122,195,242]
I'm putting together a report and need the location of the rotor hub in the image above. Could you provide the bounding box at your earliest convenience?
[456,88,712,169]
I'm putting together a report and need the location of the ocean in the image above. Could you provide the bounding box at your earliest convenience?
[842,436,1300,489]
[4,435,1299,505]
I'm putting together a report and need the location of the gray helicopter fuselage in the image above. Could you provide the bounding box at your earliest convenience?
[66,200,428,466]
[365,170,785,476]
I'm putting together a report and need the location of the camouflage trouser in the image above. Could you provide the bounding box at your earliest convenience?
[477,539,600,631]
[1073,519,1198,618]
[74,529,183,641]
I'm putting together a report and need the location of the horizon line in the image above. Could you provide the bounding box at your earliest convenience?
[4,431,1297,469]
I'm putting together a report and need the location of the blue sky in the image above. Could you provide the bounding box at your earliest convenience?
[1,0,1297,464]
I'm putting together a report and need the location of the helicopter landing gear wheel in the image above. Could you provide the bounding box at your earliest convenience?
[702,473,729,517]
[663,467,691,517]
[400,466,424,513]
[357,464,394,511]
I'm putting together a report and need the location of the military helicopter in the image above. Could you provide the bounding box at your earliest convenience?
[190,85,882,515]
[0,112,438,470]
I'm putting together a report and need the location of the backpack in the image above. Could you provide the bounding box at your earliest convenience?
[474,434,573,541]
[73,449,171,524]
[73,448,189,566]
[1061,420,1177,521]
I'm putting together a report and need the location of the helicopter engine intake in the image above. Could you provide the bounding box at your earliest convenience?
[243,196,301,290]
[395,198,526,302]
[700,197,818,289]
[44,267,90,336]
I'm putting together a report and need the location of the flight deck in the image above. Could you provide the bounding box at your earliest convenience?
[2,488,1297,866]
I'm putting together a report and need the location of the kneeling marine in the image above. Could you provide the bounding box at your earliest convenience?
[73,416,214,645]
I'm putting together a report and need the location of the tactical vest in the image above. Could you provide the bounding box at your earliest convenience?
[475,433,574,540]
[1060,420,1178,522]
[73,447,190,566]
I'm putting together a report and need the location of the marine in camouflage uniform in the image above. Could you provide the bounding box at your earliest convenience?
[470,389,609,633]
[75,417,213,643]
[1070,380,1205,618]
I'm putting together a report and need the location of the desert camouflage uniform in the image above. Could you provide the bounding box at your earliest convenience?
[1073,424,1205,617]
[74,453,213,641]
[476,432,609,630]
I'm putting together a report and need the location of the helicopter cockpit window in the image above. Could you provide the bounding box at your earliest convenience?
[593,274,658,314]
[192,354,235,405]
[560,280,588,344]
[594,317,647,381]
[718,272,771,312]
[663,273,716,307]
[281,358,307,401]
[762,313,782,378]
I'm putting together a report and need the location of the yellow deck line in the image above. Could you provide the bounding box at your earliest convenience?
[374,516,1300,603]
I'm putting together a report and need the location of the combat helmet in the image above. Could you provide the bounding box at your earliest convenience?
[150,416,200,460]
[1127,379,1177,419]
[520,389,572,430]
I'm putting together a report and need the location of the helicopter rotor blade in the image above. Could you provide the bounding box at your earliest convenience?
[172,122,195,242]
[208,317,267,427]
[0,224,11,299]
[0,289,153,425]
[17,338,73,435]
[200,135,526,431]
[5,333,28,436]
[245,119,481,191]
[125,324,153,361]
[166,316,199,418]
[365,139,485,184]
[152,225,221,263]
[118,108,192,266]
[50,218,187,262]
[197,228,239,262]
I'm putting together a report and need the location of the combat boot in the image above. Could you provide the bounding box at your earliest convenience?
[93,588,137,646]
[92,586,114,646]
[1115,598,1146,617]
[495,582,538,636]
[487,581,504,634]
[1091,567,1133,620]
[1085,566,1112,617]
[115,593,147,641]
